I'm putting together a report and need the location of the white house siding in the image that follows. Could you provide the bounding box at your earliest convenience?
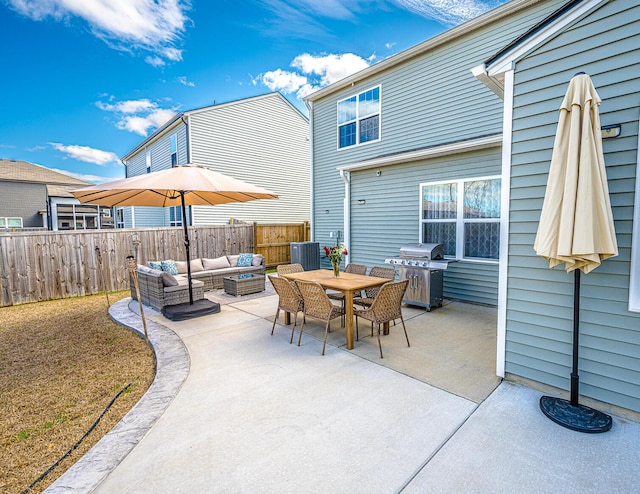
[310,0,567,303]
[506,0,640,412]
[349,149,502,304]
[188,93,309,224]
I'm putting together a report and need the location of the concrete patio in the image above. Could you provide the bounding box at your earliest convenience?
[47,287,640,493]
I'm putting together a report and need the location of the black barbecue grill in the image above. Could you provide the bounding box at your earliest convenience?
[385,243,455,311]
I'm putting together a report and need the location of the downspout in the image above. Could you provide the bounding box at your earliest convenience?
[496,68,514,379]
[304,100,314,242]
[340,170,350,265]
[181,114,192,226]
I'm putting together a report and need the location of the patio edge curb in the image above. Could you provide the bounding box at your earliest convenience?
[45,298,190,493]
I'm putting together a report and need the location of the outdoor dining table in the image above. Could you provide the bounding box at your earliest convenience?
[280,269,390,350]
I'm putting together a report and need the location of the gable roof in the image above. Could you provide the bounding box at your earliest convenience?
[121,92,308,161]
[0,159,90,186]
[304,0,554,103]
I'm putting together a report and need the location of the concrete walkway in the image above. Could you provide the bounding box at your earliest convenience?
[48,294,640,493]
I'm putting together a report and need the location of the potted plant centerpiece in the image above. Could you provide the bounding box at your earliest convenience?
[324,243,348,277]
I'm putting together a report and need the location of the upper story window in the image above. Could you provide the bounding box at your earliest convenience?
[170,134,178,167]
[337,86,380,149]
[146,150,151,173]
[421,176,501,261]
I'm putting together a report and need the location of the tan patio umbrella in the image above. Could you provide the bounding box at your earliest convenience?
[533,73,618,433]
[72,165,278,315]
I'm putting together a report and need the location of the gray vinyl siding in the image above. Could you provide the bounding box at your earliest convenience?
[310,0,567,301]
[189,93,309,225]
[310,0,567,169]
[506,0,640,412]
[0,182,45,227]
[348,149,502,304]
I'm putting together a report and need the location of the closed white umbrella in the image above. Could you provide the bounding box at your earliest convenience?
[534,73,618,433]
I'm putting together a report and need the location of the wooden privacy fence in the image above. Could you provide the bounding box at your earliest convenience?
[253,222,310,268]
[0,222,310,307]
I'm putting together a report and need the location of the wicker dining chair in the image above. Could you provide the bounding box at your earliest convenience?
[295,280,344,355]
[268,275,304,344]
[276,263,304,276]
[327,263,367,326]
[353,279,410,358]
[353,266,396,309]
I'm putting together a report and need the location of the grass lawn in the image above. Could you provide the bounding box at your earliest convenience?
[0,291,155,493]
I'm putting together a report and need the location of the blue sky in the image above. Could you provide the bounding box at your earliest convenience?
[0,0,505,183]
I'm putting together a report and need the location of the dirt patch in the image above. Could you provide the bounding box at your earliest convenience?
[0,291,155,493]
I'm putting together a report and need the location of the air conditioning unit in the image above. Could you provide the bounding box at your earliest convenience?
[290,242,320,271]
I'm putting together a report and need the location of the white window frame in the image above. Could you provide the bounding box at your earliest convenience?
[146,150,151,173]
[419,175,501,263]
[169,206,182,227]
[0,217,23,228]
[115,208,125,229]
[170,134,178,167]
[336,85,381,150]
[629,116,640,312]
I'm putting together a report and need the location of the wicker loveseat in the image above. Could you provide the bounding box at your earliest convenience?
[130,254,266,311]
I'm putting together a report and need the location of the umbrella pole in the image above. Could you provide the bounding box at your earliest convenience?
[539,269,612,433]
[570,269,580,406]
[181,192,194,305]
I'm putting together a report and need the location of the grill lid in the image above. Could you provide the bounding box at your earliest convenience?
[399,243,444,260]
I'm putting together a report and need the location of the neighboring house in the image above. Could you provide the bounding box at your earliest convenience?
[305,0,640,415]
[120,92,309,229]
[0,159,113,230]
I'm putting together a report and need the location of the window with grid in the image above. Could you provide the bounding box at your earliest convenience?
[169,206,182,227]
[337,86,380,149]
[421,177,501,261]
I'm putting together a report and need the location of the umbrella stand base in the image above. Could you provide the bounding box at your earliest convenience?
[539,396,612,433]
[162,299,221,321]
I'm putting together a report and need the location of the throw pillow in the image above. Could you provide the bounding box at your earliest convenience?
[190,259,204,272]
[227,255,239,267]
[251,254,264,267]
[175,261,188,274]
[202,256,231,270]
[161,260,178,275]
[148,261,162,270]
[237,253,253,267]
[161,272,179,287]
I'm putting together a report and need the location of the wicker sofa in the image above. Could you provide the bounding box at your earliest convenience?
[130,254,265,311]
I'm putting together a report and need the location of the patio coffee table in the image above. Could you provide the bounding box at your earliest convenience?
[223,274,265,296]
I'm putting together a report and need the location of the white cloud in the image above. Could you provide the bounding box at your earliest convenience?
[96,98,156,114]
[178,76,195,87]
[117,108,177,136]
[97,97,178,136]
[256,52,371,100]
[50,143,120,165]
[261,69,308,94]
[391,0,502,25]
[5,0,191,65]
[292,53,370,86]
[50,168,118,184]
